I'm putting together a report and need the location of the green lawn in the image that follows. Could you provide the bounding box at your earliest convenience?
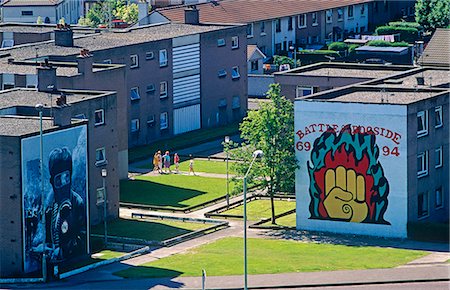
[91,218,209,241]
[60,249,126,272]
[121,174,232,209]
[129,122,239,162]
[138,159,236,175]
[115,237,427,278]
[221,199,296,221]
[261,212,296,227]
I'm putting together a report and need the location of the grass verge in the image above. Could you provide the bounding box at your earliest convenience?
[120,174,232,209]
[138,159,236,175]
[91,218,210,242]
[261,212,296,227]
[221,199,296,221]
[60,249,126,273]
[115,237,427,278]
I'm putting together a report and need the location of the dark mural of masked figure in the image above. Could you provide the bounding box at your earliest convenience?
[45,147,86,263]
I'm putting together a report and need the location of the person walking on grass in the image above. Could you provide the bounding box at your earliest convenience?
[163,151,172,173]
[157,150,162,174]
[174,153,180,173]
[189,155,196,175]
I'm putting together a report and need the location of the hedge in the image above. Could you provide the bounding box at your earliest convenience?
[298,50,340,56]
[328,42,348,51]
[375,25,419,42]
[388,21,423,30]
[367,40,410,47]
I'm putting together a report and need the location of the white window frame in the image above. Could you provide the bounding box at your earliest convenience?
[231,66,240,79]
[298,14,307,28]
[360,4,366,16]
[160,112,168,130]
[435,146,443,168]
[418,191,429,219]
[159,49,168,67]
[145,51,154,60]
[231,36,239,49]
[103,59,112,64]
[95,147,106,165]
[218,69,227,77]
[348,5,354,19]
[312,12,318,26]
[94,109,105,126]
[417,110,428,137]
[275,18,281,32]
[131,118,140,133]
[260,21,266,35]
[217,38,225,47]
[435,106,443,128]
[435,187,443,209]
[251,60,258,71]
[74,113,87,120]
[96,187,105,205]
[417,151,428,178]
[326,9,333,23]
[338,8,343,21]
[160,81,167,98]
[247,23,254,38]
[287,16,293,31]
[1,40,14,48]
[296,86,313,98]
[146,84,155,93]
[130,54,139,68]
[130,87,141,101]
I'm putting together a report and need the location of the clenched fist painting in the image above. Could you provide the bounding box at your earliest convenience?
[307,125,390,224]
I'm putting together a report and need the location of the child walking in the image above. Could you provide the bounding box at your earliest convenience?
[174,153,180,173]
[188,155,196,175]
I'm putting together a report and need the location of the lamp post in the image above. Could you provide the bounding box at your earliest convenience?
[224,136,230,208]
[101,168,108,245]
[289,45,297,68]
[47,85,55,119]
[243,149,263,290]
[35,103,47,282]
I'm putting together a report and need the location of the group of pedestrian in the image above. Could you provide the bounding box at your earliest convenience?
[152,151,196,175]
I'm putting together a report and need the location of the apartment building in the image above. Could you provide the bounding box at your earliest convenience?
[149,0,416,56]
[0,88,119,277]
[1,0,84,24]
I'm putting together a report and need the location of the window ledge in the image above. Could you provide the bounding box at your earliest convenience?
[417,172,428,178]
[95,160,108,167]
[260,32,267,36]
[417,131,428,138]
[247,35,254,39]
[312,23,318,26]
[94,123,105,127]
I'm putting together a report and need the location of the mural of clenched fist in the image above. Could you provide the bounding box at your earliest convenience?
[323,166,368,223]
[307,125,390,225]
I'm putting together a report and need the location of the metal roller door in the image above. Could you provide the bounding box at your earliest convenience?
[173,104,201,135]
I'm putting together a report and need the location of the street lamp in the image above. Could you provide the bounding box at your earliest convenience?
[243,149,263,290]
[35,103,47,282]
[289,45,297,68]
[101,168,108,245]
[47,84,55,119]
[224,136,230,208]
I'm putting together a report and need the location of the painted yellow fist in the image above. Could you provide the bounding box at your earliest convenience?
[323,166,368,223]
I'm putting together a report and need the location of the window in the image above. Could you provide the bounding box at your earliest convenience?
[26,74,37,88]
[130,54,138,68]
[288,17,293,31]
[131,119,140,132]
[296,86,313,97]
[147,115,155,125]
[435,187,443,209]
[348,5,354,18]
[417,151,428,178]
[130,87,140,101]
[435,147,443,168]
[159,49,167,67]
[260,21,266,34]
[326,9,332,23]
[408,6,414,16]
[145,51,154,60]
[232,96,240,109]
[231,36,239,49]
[275,18,281,32]
[417,110,428,137]
[251,60,258,71]
[95,147,106,165]
[217,38,225,47]
[418,192,429,218]
[312,12,318,26]
[361,4,366,16]
[146,84,155,93]
[314,35,320,43]
[74,113,87,120]
[435,106,443,128]
[338,8,343,21]
[1,40,14,48]
[247,23,254,38]
[103,59,112,64]
[22,11,33,16]
[94,109,104,126]
[298,14,306,28]
[159,81,167,98]
[96,187,105,205]
[218,69,227,78]
[231,66,240,79]
[160,112,168,130]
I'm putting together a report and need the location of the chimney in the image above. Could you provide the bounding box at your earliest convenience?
[138,0,149,23]
[185,6,199,25]
[77,49,93,75]
[53,93,71,126]
[37,65,57,92]
[54,24,73,47]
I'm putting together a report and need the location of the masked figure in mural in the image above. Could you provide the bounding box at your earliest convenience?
[45,147,85,264]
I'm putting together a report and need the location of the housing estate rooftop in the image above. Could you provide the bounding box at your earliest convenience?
[369,67,450,89]
[2,23,239,61]
[2,0,62,6]
[0,116,58,136]
[0,88,115,110]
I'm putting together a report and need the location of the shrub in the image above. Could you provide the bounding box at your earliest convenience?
[389,21,423,30]
[375,25,419,42]
[328,42,348,51]
[367,40,410,47]
[348,44,360,54]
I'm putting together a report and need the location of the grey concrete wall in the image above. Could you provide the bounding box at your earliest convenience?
[406,93,449,224]
[248,74,274,97]
[0,136,23,277]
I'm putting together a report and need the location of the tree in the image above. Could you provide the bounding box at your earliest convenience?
[115,3,138,23]
[415,0,450,30]
[36,16,43,24]
[231,84,298,224]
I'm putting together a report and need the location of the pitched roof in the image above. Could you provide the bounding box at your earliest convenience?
[418,28,450,67]
[156,0,373,24]
[247,44,266,60]
[2,0,62,6]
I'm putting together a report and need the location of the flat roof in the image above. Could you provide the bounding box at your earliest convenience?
[3,23,238,61]
[0,116,57,136]
[367,67,450,89]
[0,23,99,34]
[0,88,115,110]
[355,46,409,53]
